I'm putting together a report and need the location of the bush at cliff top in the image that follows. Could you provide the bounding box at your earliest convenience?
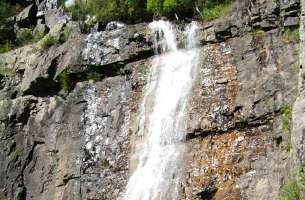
[147,0,193,17]
[198,0,231,21]
[65,0,193,23]
[66,0,148,24]
[65,0,231,24]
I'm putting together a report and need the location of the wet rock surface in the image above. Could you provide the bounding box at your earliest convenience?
[0,0,304,200]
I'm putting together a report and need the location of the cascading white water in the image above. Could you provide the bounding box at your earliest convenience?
[123,20,200,200]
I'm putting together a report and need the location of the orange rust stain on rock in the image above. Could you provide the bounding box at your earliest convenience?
[226,62,238,110]
[185,128,272,200]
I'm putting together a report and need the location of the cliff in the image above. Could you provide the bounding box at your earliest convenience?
[0,0,304,199]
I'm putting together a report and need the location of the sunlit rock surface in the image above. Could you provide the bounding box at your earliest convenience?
[0,0,304,199]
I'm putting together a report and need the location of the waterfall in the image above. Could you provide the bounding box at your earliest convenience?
[123,20,200,200]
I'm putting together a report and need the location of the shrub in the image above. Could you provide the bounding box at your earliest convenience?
[199,0,231,22]
[280,181,302,200]
[16,28,34,45]
[147,0,164,15]
[87,71,103,83]
[41,35,59,48]
[0,41,13,53]
[282,105,292,134]
[57,71,71,91]
[65,0,88,21]
[0,0,15,23]
[281,105,293,152]
[279,167,305,200]
[59,25,73,43]
[147,0,192,18]
[33,32,45,42]
[163,0,192,16]
[283,27,300,43]
[64,0,231,24]
[64,0,159,24]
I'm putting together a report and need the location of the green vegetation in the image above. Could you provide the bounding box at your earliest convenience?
[66,0,148,24]
[14,148,24,157]
[199,0,231,22]
[87,71,103,83]
[282,105,292,134]
[0,0,15,19]
[65,0,231,24]
[41,35,59,49]
[0,41,13,53]
[0,1,46,53]
[57,71,71,91]
[0,67,16,76]
[279,166,305,200]
[147,0,192,17]
[16,28,46,47]
[59,25,74,43]
[56,67,109,91]
[283,27,300,43]
[0,0,16,53]
[253,27,266,35]
[16,28,34,45]
[281,105,293,152]
[0,61,16,76]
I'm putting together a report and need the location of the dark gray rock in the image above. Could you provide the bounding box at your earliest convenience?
[0,0,304,200]
[284,16,299,27]
[214,20,232,41]
[105,21,126,31]
[33,19,49,37]
[16,4,38,28]
[44,9,68,29]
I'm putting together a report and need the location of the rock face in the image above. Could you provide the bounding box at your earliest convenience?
[0,0,304,200]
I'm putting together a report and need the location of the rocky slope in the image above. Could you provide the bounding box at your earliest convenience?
[0,0,304,200]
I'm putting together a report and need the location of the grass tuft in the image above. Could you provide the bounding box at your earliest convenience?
[57,71,71,91]
[41,35,59,49]
[0,61,15,76]
[283,27,300,43]
[281,105,293,152]
[279,166,305,200]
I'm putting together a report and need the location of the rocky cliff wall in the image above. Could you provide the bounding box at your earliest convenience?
[0,0,304,200]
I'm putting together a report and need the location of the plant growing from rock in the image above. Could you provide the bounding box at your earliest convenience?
[279,166,305,200]
[87,71,103,83]
[41,35,59,49]
[0,61,15,76]
[59,25,73,43]
[281,105,293,152]
[16,28,34,46]
[283,27,300,43]
[57,70,71,91]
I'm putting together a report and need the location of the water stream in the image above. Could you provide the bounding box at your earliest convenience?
[123,20,200,200]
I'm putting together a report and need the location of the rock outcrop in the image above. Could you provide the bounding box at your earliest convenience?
[0,0,304,200]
